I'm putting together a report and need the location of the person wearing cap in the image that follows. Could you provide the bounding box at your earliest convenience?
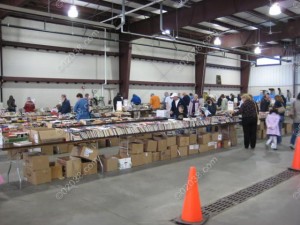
[170,93,186,119]
[149,93,161,110]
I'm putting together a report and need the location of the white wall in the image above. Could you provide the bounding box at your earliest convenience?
[1,17,244,107]
[248,58,294,96]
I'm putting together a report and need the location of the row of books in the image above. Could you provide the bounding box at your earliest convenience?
[65,116,240,141]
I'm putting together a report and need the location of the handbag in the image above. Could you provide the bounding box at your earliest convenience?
[277,103,286,114]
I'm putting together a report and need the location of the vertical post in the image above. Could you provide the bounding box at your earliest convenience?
[195,51,207,95]
[240,55,251,94]
[0,23,3,102]
[119,35,132,99]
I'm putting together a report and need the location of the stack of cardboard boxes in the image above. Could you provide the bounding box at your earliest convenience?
[23,153,51,185]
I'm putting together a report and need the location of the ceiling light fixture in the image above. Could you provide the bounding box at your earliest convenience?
[269,2,281,15]
[214,37,221,46]
[254,46,262,54]
[68,1,78,18]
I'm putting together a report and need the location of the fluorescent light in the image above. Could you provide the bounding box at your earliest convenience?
[162,29,170,35]
[254,46,262,54]
[68,5,78,18]
[214,37,221,46]
[269,3,281,15]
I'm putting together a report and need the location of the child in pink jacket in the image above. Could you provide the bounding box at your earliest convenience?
[266,108,281,150]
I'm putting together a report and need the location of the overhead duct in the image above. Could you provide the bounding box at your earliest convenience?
[0,3,115,29]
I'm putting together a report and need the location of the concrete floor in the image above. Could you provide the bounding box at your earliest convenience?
[0,132,300,225]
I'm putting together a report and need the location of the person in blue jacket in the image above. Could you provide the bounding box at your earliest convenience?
[131,94,141,105]
[74,93,91,120]
[59,94,71,114]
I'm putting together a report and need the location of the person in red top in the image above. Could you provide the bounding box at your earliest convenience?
[24,97,35,113]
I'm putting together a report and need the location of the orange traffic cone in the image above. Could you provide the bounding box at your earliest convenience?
[173,167,208,225]
[289,137,300,172]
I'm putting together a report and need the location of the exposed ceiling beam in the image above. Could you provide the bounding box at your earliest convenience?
[226,15,263,29]
[129,0,275,36]
[247,10,285,26]
[79,0,156,17]
[0,0,30,19]
[211,20,239,31]
[128,0,175,12]
[221,18,300,48]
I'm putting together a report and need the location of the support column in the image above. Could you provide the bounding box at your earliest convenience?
[195,52,207,95]
[240,55,252,94]
[119,36,132,99]
[0,24,3,102]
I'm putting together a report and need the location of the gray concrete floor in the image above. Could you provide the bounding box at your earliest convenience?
[0,130,300,225]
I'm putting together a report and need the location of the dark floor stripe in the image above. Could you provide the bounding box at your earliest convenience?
[202,169,300,218]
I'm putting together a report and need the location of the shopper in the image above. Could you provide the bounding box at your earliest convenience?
[176,105,187,120]
[274,95,286,144]
[113,93,123,111]
[170,93,185,119]
[7,95,17,112]
[24,97,35,113]
[182,92,191,109]
[188,94,201,116]
[149,93,161,110]
[266,108,280,150]
[74,93,90,120]
[232,94,258,149]
[205,98,217,116]
[59,94,71,114]
[260,93,271,112]
[164,92,173,111]
[287,89,292,102]
[131,94,141,105]
[289,93,300,149]
[220,94,228,111]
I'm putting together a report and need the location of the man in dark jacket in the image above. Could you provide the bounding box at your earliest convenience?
[113,93,123,111]
[182,92,190,111]
[170,93,186,119]
[59,94,71,114]
[260,94,270,112]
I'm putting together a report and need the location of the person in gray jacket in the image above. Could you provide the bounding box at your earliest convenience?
[289,93,300,149]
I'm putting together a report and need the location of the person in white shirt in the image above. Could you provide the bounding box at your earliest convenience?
[165,92,173,111]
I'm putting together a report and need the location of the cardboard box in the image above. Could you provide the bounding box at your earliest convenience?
[152,152,160,162]
[208,141,217,150]
[7,149,27,160]
[199,144,210,153]
[57,156,82,178]
[98,139,107,148]
[81,159,98,175]
[29,127,65,144]
[131,154,144,167]
[70,145,99,161]
[129,141,144,154]
[108,137,119,147]
[189,144,200,155]
[117,156,132,170]
[222,140,231,149]
[166,136,177,147]
[178,146,188,157]
[153,137,167,152]
[144,139,158,152]
[189,134,197,145]
[160,149,171,160]
[24,166,51,185]
[23,152,49,170]
[54,144,69,154]
[168,145,178,158]
[198,133,211,144]
[143,152,152,164]
[197,127,206,133]
[50,162,63,180]
[41,145,54,155]
[68,144,75,153]
[100,155,119,172]
[177,135,190,147]
[211,133,219,142]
